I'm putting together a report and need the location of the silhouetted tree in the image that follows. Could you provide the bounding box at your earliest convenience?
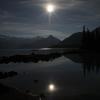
[81,26,100,52]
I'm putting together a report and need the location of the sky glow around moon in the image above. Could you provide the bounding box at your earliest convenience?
[46,4,55,13]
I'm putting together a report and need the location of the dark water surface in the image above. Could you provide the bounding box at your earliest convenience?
[0,49,100,99]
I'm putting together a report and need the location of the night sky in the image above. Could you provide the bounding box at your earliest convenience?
[0,0,100,40]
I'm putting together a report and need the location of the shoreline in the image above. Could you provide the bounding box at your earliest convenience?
[0,83,39,100]
[1,83,100,100]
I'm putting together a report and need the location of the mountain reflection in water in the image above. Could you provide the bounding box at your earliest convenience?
[0,51,100,77]
[65,53,100,77]
[0,49,100,99]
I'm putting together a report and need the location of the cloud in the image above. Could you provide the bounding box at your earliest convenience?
[0,10,14,19]
[0,22,67,40]
[0,0,100,39]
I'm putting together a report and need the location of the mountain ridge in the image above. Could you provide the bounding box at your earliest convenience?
[0,35,60,49]
[54,26,100,48]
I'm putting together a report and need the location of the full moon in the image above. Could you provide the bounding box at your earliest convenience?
[48,84,55,91]
[46,4,55,13]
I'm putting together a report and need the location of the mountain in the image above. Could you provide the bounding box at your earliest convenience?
[92,27,100,33]
[0,35,60,49]
[32,35,60,48]
[54,32,82,48]
[55,26,100,48]
[1,26,99,49]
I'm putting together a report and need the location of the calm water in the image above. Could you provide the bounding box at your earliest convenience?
[0,49,100,99]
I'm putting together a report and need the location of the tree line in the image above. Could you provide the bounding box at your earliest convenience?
[81,26,100,51]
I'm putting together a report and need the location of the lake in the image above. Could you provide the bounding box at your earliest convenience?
[0,49,100,100]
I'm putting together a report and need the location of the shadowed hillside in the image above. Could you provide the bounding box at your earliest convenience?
[54,26,100,52]
[0,35,60,49]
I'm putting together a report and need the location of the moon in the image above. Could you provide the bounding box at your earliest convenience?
[48,84,55,91]
[46,4,55,13]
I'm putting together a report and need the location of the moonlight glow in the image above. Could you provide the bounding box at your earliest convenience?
[48,84,55,91]
[46,4,55,13]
